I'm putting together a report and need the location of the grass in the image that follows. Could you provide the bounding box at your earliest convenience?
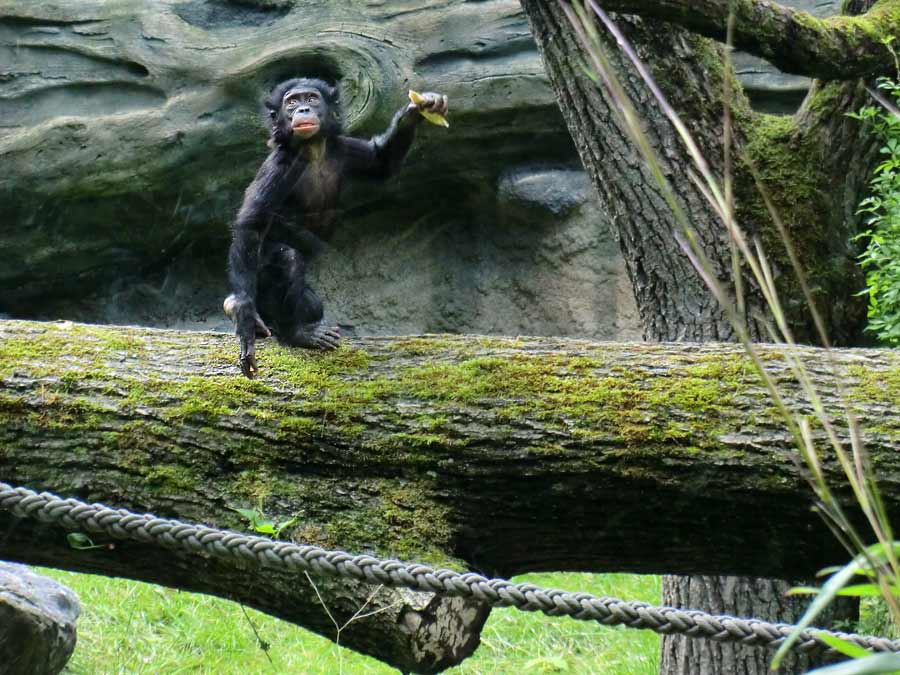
[39,568,660,675]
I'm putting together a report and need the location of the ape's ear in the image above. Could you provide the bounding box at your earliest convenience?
[269,109,277,120]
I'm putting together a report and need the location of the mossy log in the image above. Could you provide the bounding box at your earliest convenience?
[596,0,900,79]
[1,319,900,670]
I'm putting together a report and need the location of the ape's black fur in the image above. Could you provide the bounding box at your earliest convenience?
[225,77,440,378]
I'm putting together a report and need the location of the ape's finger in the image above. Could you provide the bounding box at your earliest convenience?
[239,335,257,369]
[255,315,272,337]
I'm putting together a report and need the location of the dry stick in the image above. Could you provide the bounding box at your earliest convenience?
[240,603,274,666]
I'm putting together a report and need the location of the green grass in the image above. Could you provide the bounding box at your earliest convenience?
[39,568,660,675]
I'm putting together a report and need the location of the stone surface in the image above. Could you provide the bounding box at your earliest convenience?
[0,0,641,342]
[0,563,80,675]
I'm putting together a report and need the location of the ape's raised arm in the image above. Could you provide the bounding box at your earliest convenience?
[342,92,449,179]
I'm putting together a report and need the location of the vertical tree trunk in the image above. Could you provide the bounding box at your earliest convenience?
[518,1,875,672]
[661,577,855,674]
[518,1,761,343]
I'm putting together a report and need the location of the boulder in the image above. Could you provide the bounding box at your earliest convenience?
[0,563,80,675]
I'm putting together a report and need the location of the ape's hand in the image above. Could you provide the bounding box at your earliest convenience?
[407,91,449,127]
[224,295,271,379]
[411,91,449,116]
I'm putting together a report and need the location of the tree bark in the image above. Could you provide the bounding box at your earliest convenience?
[3,320,898,668]
[517,1,884,674]
[591,0,900,80]
[521,0,760,342]
[659,576,856,675]
[1,319,900,573]
[519,0,875,343]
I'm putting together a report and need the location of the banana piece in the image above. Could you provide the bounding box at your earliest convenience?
[408,90,449,128]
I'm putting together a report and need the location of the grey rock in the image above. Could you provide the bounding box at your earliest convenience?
[0,563,80,675]
[497,167,594,215]
[312,164,642,341]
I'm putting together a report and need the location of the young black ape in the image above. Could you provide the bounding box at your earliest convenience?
[225,78,449,378]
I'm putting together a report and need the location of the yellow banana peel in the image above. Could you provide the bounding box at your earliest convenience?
[409,90,449,128]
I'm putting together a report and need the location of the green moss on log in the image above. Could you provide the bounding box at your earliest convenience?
[0,323,759,461]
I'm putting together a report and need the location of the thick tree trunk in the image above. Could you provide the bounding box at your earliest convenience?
[521,0,753,342]
[2,322,900,566]
[517,2,884,674]
[3,320,897,668]
[519,0,875,343]
[659,577,856,675]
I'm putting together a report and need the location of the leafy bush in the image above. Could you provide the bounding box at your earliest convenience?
[851,78,900,345]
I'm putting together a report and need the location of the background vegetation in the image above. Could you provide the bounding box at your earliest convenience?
[854,77,900,345]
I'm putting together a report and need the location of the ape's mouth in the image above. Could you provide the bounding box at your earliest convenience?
[292,122,319,132]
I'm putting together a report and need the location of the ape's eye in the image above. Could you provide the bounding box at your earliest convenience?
[309,95,319,103]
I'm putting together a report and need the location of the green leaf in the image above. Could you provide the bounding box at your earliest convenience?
[230,506,259,522]
[835,584,897,598]
[773,546,900,668]
[804,653,900,675]
[274,516,299,538]
[67,532,96,550]
[816,633,872,660]
[230,506,271,531]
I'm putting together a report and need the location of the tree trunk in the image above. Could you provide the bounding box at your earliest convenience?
[517,1,884,673]
[521,0,755,342]
[2,322,900,560]
[659,576,856,675]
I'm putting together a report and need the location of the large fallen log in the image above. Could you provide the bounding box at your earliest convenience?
[1,319,898,669]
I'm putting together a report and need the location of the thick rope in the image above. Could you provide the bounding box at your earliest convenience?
[1,481,896,654]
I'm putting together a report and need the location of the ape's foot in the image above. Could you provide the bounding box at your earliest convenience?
[290,323,341,350]
[337,323,358,338]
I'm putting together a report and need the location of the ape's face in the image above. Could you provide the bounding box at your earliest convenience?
[282,87,326,140]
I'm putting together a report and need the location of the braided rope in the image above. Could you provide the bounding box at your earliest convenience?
[1,481,896,654]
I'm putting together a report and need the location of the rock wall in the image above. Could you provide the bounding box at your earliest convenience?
[0,0,641,342]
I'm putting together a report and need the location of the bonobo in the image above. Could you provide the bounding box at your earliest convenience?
[224,78,449,378]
